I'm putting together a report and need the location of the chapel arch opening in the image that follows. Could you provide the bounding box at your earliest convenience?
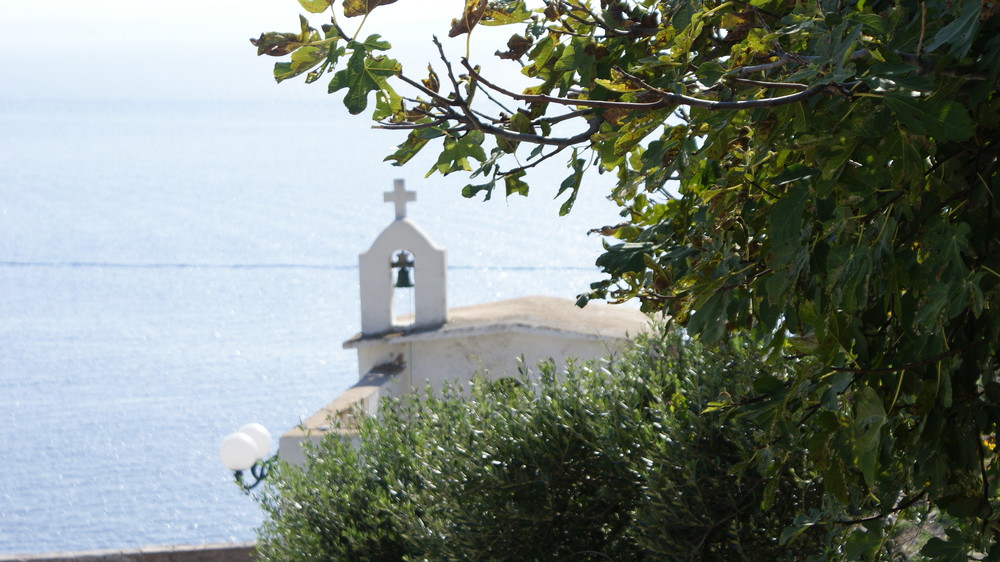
[390,249,415,328]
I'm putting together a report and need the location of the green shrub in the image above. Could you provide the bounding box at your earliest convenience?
[254,323,837,560]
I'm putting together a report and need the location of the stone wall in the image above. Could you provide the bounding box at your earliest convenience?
[0,543,254,562]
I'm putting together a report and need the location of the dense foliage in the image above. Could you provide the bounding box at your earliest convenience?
[256,325,863,560]
[253,0,1000,556]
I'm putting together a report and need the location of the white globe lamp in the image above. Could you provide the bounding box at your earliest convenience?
[220,423,272,491]
[238,423,272,458]
[220,432,259,471]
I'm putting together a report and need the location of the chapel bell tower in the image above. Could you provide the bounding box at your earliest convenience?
[358,180,447,334]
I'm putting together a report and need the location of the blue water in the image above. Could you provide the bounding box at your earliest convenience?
[0,98,619,555]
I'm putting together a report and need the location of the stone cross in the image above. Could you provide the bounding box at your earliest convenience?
[384,179,416,220]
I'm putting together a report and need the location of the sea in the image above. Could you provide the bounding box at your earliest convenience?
[0,97,623,555]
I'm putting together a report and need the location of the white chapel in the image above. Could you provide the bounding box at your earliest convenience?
[279,180,651,465]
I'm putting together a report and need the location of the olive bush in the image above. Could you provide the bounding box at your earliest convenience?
[254,323,913,560]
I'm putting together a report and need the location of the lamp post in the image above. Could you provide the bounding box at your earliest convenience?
[220,423,272,491]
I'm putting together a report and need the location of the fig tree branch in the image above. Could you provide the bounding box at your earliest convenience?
[463,59,832,111]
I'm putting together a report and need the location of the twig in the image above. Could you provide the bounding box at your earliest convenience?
[464,59,832,111]
[473,81,517,115]
[737,57,791,76]
[374,119,449,131]
[535,109,594,126]
[837,489,928,525]
[474,115,604,148]
[499,145,568,175]
[747,178,780,199]
[469,107,507,125]
[327,15,350,42]
[433,36,465,102]
[735,47,985,80]
[729,77,810,91]
[829,340,988,374]
[394,73,458,107]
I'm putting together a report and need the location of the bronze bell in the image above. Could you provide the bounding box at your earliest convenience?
[391,251,415,288]
[395,266,414,288]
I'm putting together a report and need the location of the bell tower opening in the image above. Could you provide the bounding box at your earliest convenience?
[390,250,415,328]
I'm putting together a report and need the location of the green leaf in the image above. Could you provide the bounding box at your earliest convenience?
[553,37,597,88]
[926,221,972,279]
[673,7,705,54]
[764,183,809,300]
[671,2,695,30]
[427,131,487,176]
[821,371,854,410]
[462,178,496,201]
[914,280,958,329]
[372,86,403,121]
[826,246,872,312]
[504,170,529,197]
[556,154,585,216]
[752,375,785,395]
[852,386,886,487]
[869,62,934,92]
[824,457,850,504]
[695,62,725,88]
[687,290,728,343]
[328,47,401,114]
[358,34,392,51]
[883,95,975,140]
[778,512,821,545]
[847,13,888,34]
[522,35,557,79]
[844,528,882,560]
[921,536,971,562]
[596,242,653,276]
[768,185,808,260]
[924,0,981,60]
[385,128,442,166]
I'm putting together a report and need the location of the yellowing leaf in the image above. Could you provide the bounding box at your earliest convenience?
[251,32,304,57]
[613,111,668,157]
[595,79,643,93]
[274,46,328,83]
[343,0,397,18]
[422,64,439,93]
[298,0,332,13]
[595,69,648,93]
[495,34,533,60]
[250,15,317,57]
[449,0,487,37]
[481,1,531,26]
